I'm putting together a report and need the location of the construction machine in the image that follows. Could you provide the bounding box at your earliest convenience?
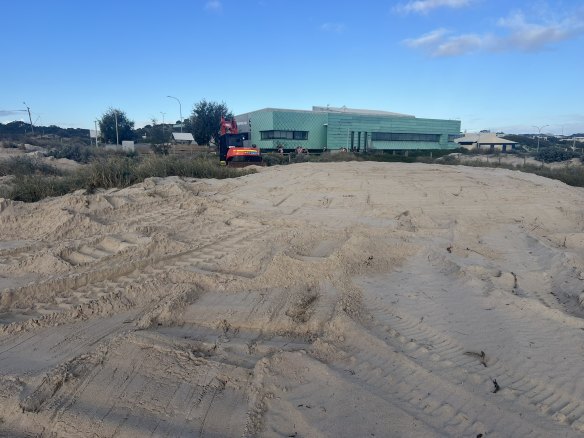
[218,117,262,167]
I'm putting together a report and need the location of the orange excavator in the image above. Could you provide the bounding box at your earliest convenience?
[218,116,262,167]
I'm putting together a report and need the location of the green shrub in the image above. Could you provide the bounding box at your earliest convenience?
[262,153,290,166]
[151,143,171,155]
[311,151,362,163]
[84,156,136,190]
[1,141,19,149]
[364,153,416,163]
[48,144,96,163]
[80,154,255,194]
[535,147,580,163]
[0,156,62,177]
[8,175,78,202]
[530,166,584,187]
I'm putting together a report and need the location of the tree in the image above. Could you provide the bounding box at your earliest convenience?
[149,123,170,145]
[190,99,233,145]
[98,108,135,144]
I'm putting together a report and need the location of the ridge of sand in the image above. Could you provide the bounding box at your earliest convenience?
[1,162,584,436]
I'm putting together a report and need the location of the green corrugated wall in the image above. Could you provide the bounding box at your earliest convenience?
[241,109,461,151]
[326,113,460,150]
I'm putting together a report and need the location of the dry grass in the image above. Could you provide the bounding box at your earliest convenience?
[3,155,254,202]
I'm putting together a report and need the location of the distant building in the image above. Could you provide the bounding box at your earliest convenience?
[171,132,195,144]
[235,106,461,152]
[455,133,518,152]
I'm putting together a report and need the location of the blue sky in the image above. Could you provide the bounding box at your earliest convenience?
[1,0,583,134]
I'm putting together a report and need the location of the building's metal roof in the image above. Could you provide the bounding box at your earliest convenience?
[312,106,415,118]
[171,132,194,141]
[238,106,415,118]
[455,133,518,144]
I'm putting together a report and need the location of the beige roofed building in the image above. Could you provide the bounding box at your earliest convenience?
[455,133,518,151]
[171,132,195,144]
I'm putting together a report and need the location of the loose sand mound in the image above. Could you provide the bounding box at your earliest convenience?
[1,162,584,437]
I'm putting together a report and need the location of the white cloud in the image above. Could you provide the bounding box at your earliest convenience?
[205,1,222,11]
[404,29,486,56]
[404,9,584,56]
[320,22,346,33]
[495,10,584,52]
[432,33,486,56]
[404,28,450,48]
[396,0,473,14]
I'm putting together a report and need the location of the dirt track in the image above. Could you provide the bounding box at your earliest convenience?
[1,162,584,436]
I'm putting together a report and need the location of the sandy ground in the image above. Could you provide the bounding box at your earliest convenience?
[1,161,584,437]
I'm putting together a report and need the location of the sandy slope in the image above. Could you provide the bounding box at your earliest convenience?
[1,161,584,437]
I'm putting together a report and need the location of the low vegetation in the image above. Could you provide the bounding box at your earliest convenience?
[47,144,98,163]
[2,144,583,203]
[262,148,584,188]
[1,155,254,202]
[448,158,584,188]
[535,147,580,163]
[263,148,466,166]
[0,156,62,177]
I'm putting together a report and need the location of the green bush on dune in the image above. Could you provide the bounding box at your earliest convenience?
[3,150,584,203]
[3,155,255,202]
[0,156,62,177]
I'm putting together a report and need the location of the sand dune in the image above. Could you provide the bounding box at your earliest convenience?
[1,162,584,436]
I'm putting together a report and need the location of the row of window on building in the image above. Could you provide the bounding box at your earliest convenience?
[260,130,309,140]
[259,130,457,143]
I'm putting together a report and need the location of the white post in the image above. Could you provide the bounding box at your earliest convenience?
[115,111,119,146]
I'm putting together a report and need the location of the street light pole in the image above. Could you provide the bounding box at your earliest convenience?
[532,124,549,153]
[114,110,119,146]
[160,111,166,139]
[167,95,182,133]
[94,120,99,147]
[23,102,34,136]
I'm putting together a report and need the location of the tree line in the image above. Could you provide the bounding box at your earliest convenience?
[98,99,231,146]
[0,99,232,147]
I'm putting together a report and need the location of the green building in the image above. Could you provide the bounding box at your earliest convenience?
[235,106,461,152]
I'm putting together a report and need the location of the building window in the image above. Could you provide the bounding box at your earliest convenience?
[371,132,440,142]
[260,130,308,140]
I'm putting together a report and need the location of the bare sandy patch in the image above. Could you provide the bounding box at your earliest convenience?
[1,162,584,436]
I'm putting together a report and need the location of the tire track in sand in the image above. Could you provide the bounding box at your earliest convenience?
[357,282,584,434]
[332,314,579,437]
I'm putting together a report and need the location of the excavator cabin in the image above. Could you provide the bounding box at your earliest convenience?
[218,117,262,167]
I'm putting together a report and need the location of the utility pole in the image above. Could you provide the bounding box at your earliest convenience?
[94,120,99,147]
[167,95,182,132]
[160,111,166,140]
[114,110,119,146]
[532,124,549,153]
[23,102,34,136]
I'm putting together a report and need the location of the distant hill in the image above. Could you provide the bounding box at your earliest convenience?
[0,121,90,142]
